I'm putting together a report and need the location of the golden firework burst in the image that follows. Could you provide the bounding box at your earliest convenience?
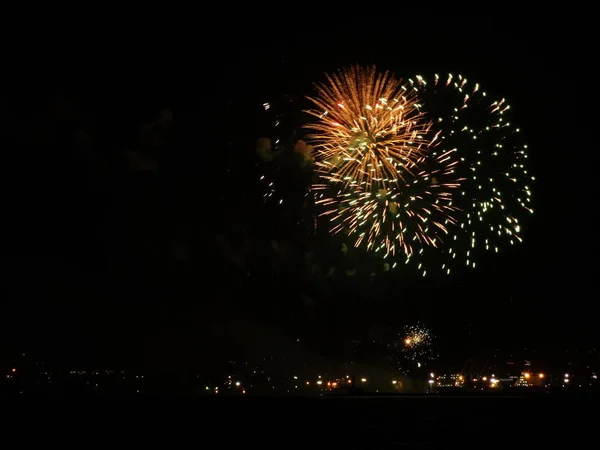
[305,65,439,192]
[305,66,461,267]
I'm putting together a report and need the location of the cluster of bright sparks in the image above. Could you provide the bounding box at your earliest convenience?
[402,324,432,349]
[305,66,463,263]
[259,173,283,205]
[391,324,435,372]
[305,66,533,276]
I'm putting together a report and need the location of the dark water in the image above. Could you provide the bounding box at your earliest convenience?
[11,396,592,446]
[221,396,591,445]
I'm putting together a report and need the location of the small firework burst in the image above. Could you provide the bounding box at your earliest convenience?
[390,324,436,374]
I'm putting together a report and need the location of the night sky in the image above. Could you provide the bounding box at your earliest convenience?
[3,17,590,370]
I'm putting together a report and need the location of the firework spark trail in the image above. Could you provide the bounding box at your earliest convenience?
[305,66,463,271]
[409,73,534,275]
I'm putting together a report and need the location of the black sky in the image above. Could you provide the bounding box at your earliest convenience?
[2,17,591,369]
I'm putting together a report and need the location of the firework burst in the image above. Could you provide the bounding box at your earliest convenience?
[390,323,436,374]
[305,66,463,266]
[402,324,432,351]
[409,73,534,275]
[305,65,434,190]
